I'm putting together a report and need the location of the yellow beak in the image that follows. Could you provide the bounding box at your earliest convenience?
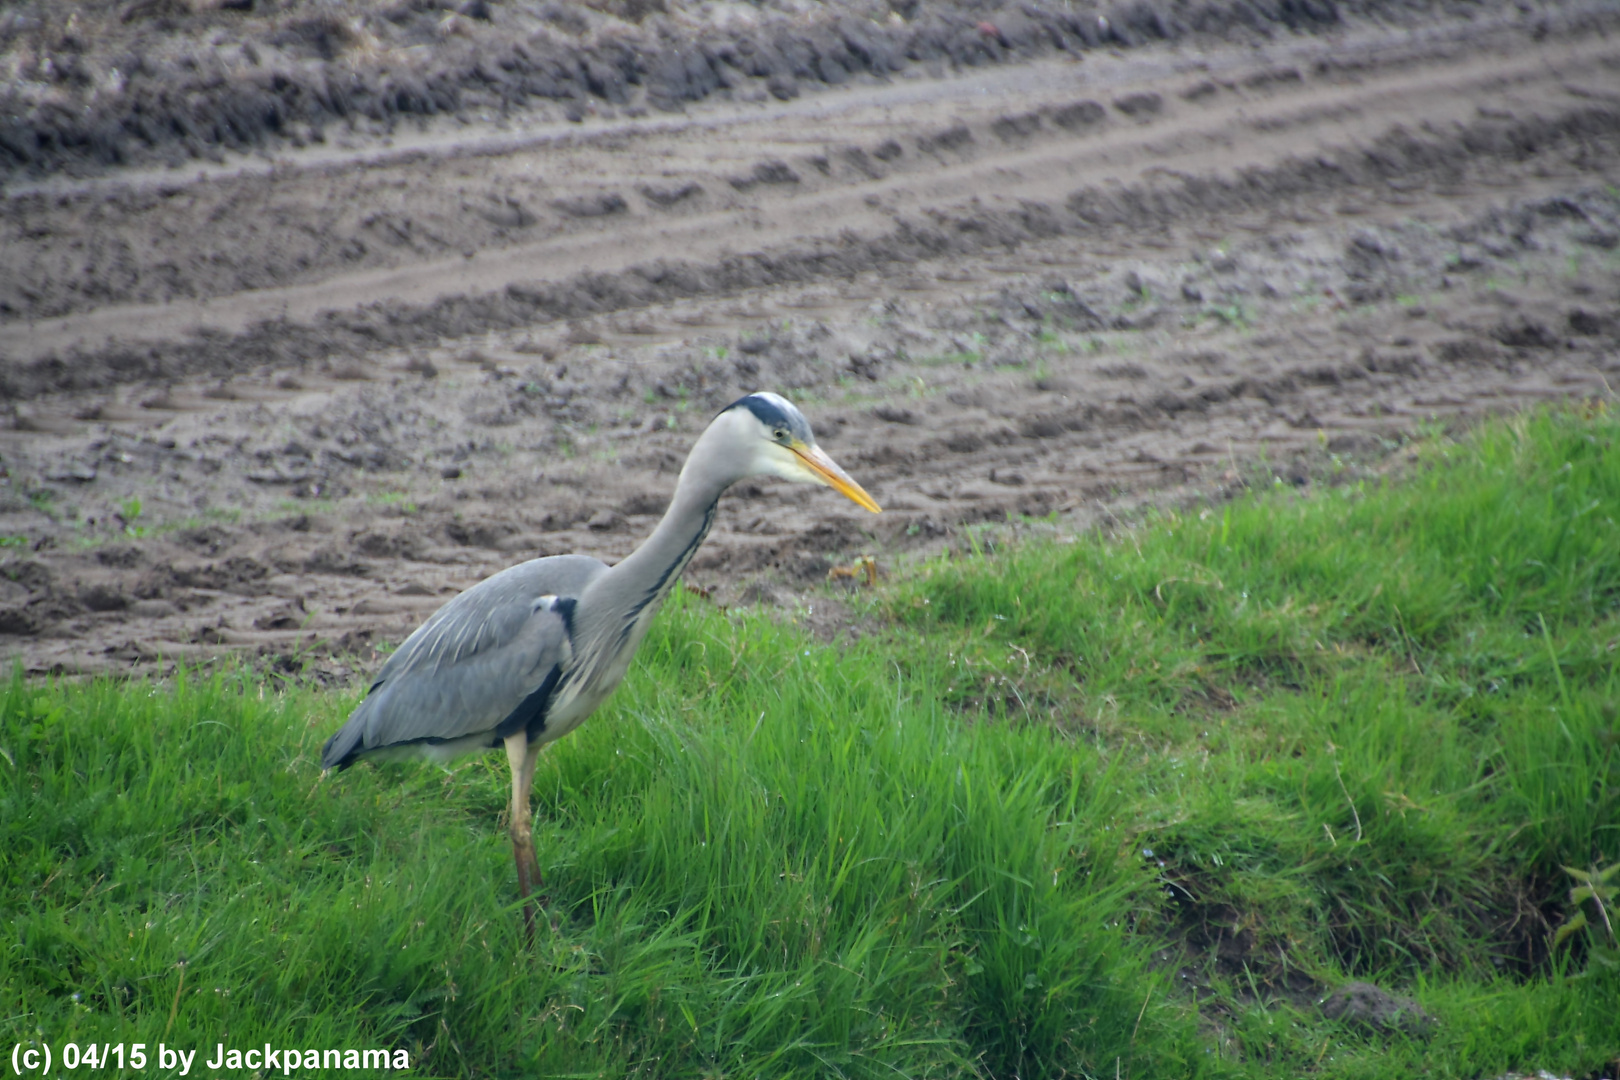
[791,442,883,513]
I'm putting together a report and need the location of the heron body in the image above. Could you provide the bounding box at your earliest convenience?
[320,392,880,934]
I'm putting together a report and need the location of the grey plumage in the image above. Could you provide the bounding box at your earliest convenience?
[320,554,602,768]
[319,392,880,937]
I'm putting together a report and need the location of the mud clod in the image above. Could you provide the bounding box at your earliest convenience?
[873,405,919,425]
[639,182,704,207]
[552,193,629,218]
[1320,982,1435,1037]
[78,584,130,612]
[991,111,1043,140]
[1113,91,1163,118]
[917,124,973,156]
[1492,317,1561,348]
[731,160,800,190]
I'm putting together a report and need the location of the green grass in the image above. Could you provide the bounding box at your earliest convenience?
[4,408,1618,1078]
[902,408,1620,1072]
[1,639,1189,1076]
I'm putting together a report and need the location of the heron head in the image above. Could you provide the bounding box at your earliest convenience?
[716,392,882,513]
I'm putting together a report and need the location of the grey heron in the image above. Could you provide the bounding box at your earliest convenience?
[320,392,880,935]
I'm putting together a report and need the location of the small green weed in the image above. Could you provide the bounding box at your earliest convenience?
[25,488,56,516]
[117,497,147,537]
[367,491,418,514]
[1553,861,1620,978]
[1203,302,1253,328]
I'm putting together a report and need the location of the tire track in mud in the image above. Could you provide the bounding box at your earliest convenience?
[3,19,1618,396]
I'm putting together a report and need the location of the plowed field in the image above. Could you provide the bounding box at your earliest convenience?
[2,0,1618,676]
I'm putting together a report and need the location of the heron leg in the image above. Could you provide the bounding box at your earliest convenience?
[504,733,544,942]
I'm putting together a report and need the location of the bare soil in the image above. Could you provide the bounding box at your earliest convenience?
[2,0,1619,677]
[0,0,1497,185]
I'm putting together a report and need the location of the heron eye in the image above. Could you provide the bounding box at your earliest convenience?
[773,428,788,442]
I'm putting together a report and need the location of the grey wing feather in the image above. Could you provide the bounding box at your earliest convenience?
[321,554,607,768]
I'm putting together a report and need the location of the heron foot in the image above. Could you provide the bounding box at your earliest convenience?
[513,834,545,946]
